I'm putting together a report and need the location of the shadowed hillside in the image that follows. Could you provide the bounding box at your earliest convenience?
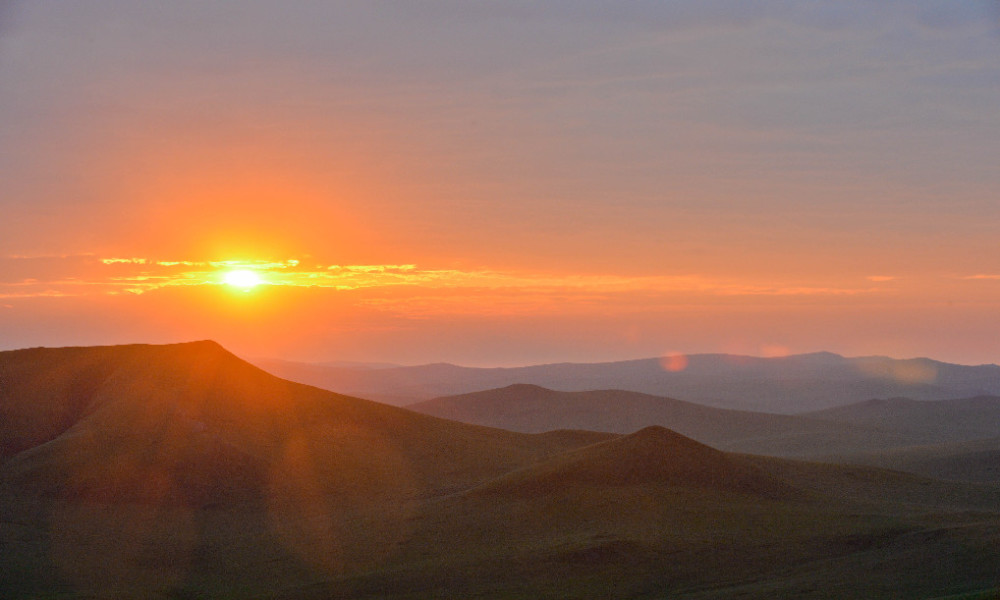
[408,384,923,457]
[823,437,1000,484]
[1,342,598,503]
[0,342,604,596]
[4,342,1000,599]
[804,396,1000,443]
[254,352,1000,413]
[473,426,799,499]
[798,397,1000,484]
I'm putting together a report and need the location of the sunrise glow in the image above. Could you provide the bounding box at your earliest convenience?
[1,2,999,368]
[4,6,1000,598]
[223,269,263,290]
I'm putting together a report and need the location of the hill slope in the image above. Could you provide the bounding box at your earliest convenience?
[408,384,920,457]
[473,425,798,498]
[804,395,1000,443]
[0,342,595,502]
[4,342,1000,599]
[0,342,605,596]
[823,436,1000,484]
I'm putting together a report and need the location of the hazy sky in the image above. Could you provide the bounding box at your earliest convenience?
[2,1,999,366]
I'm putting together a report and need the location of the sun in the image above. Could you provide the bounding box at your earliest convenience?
[223,269,263,290]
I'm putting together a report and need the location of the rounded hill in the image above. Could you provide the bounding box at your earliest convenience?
[472,425,797,499]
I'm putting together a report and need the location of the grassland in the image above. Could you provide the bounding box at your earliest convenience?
[3,342,1000,599]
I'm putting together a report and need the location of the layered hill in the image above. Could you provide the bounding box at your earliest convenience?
[254,351,1000,413]
[472,425,798,499]
[408,384,920,457]
[799,396,1000,484]
[4,342,1000,599]
[0,342,597,503]
[0,341,607,597]
[804,395,1000,443]
[823,437,1000,484]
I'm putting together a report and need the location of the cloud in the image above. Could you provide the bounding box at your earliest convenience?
[0,254,885,303]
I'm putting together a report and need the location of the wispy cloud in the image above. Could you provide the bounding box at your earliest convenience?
[0,254,882,303]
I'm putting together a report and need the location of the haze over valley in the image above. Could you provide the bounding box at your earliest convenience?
[255,351,1000,412]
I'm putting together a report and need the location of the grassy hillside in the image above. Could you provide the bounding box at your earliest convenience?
[4,342,1000,599]
[824,437,1000,484]
[804,396,1000,443]
[0,342,599,498]
[0,342,604,598]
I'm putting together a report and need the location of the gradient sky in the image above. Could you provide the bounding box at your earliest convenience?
[2,1,999,366]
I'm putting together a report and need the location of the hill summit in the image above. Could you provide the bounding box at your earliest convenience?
[474,425,796,499]
[0,341,598,505]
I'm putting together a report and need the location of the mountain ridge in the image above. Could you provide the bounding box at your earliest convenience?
[409,385,924,458]
[5,341,1000,599]
[0,341,607,504]
[253,350,1000,413]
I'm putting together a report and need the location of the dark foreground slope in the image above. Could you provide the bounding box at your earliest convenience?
[3,342,1000,599]
[0,342,599,499]
[0,342,604,597]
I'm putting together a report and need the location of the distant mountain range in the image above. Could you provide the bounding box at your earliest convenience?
[408,384,907,457]
[4,341,1000,598]
[409,385,1000,463]
[253,351,1000,413]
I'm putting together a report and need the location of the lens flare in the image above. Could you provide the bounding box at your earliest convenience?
[659,352,689,372]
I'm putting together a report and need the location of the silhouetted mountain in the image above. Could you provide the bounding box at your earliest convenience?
[4,342,1000,599]
[0,342,598,503]
[409,384,919,457]
[473,426,798,499]
[254,351,1000,413]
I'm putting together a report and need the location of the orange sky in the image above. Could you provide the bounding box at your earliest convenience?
[1,2,999,366]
